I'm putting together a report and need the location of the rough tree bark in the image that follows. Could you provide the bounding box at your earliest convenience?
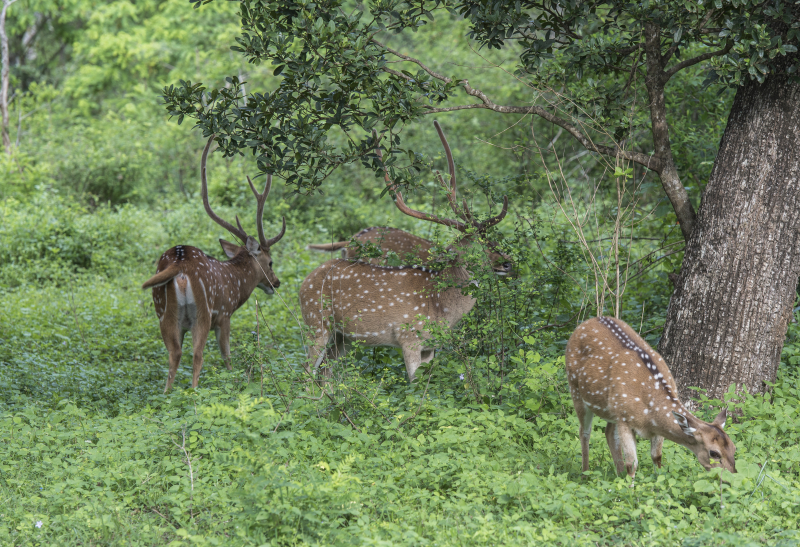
[659,48,800,406]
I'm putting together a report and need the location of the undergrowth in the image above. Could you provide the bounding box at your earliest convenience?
[2,195,800,546]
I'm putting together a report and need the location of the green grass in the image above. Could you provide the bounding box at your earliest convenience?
[3,198,800,546]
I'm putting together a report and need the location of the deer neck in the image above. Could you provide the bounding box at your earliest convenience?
[222,252,262,306]
[430,263,476,325]
[657,412,703,448]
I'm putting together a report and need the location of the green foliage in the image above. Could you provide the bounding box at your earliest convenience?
[2,198,800,545]
[161,0,797,200]
[0,1,785,544]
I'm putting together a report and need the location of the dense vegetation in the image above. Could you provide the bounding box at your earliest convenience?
[2,1,800,545]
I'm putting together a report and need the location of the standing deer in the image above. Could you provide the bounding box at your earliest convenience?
[308,227,434,265]
[566,316,736,478]
[299,121,512,381]
[142,135,286,392]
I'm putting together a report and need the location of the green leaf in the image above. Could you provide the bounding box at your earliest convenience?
[693,479,717,493]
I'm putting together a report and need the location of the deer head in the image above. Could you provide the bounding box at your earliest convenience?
[200,136,285,294]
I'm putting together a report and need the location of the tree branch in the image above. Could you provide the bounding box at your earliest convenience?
[663,39,732,81]
[617,43,643,57]
[622,46,643,94]
[662,9,716,65]
[375,38,662,173]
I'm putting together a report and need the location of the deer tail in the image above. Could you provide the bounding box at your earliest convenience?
[142,264,181,289]
[307,241,349,252]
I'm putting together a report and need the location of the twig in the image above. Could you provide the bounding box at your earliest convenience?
[150,508,179,529]
[172,428,195,519]
[348,386,390,422]
[256,299,263,398]
[67,289,87,345]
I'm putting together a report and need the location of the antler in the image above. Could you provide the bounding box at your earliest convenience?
[432,121,470,224]
[374,121,508,233]
[247,174,286,250]
[201,135,249,243]
[374,128,468,232]
[476,195,508,230]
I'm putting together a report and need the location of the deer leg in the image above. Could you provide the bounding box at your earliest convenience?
[161,323,185,393]
[190,325,211,389]
[320,333,350,379]
[214,320,232,370]
[650,435,664,469]
[400,345,423,382]
[607,422,638,478]
[329,332,351,361]
[306,332,332,378]
[575,401,593,473]
[605,422,626,476]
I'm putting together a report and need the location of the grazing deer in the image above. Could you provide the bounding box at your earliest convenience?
[299,121,512,381]
[308,227,434,265]
[142,136,285,392]
[566,316,736,478]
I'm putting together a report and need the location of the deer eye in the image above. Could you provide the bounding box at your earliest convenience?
[710,450,721,460]
[269,261,273,268]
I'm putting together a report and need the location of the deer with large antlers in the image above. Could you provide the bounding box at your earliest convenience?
[299,121,512,381]
[308,227,435,265]
[566,316,736,479]
[142,136,286,392]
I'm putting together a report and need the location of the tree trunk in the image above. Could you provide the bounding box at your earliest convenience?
[0,0,15,153]
[659,53,800,406]
[643,22,696,241]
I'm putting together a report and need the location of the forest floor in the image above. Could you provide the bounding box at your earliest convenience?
[3,201,800,546]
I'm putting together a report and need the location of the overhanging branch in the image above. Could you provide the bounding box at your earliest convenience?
[374,38,663,174]
[663,39,733,81]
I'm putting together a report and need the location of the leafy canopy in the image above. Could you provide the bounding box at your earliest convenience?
[163,0,799,193]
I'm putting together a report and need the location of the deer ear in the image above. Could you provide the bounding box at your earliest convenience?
[712,408,727,429]
[219,239,240,259]
[245,236,261,255]
[673,411,697,437]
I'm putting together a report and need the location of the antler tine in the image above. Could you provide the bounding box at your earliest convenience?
[264,216,286,249]
[435,170,470,223]
[248,174,285,249]
[201,135,248,243]
[477,195,509,230]
[374,130,468,232]
[433,120,465,220]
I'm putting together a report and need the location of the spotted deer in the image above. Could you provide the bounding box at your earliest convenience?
[566,316,736,478]
[142,135,286,392]
[308,227,434,265]
[299,121,512,381]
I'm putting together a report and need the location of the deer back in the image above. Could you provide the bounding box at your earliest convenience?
[308,227,435,265]
[300,258,475,346]
[347,227,435,264]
